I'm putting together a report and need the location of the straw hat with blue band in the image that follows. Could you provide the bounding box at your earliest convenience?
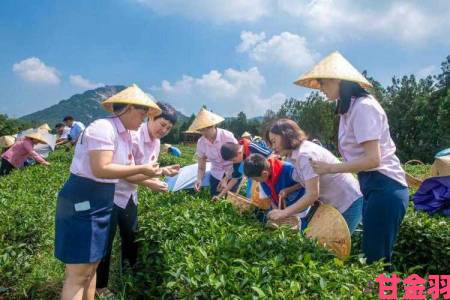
[188,108,225,132]
[101,84,162,117]
[294,51,373,90]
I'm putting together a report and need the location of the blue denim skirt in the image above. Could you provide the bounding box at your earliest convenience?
[55,174,116,264]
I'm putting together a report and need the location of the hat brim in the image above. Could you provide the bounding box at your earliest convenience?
[294,76,373,90]
[101,101,162,117]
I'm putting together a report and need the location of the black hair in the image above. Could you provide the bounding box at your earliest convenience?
[55,123,64,129]
[63,115,74,122]
[336,80,369,114]
[220,142,240,161]
[243,153,268,178]
[112,103,128,113]
[154,102,178,125]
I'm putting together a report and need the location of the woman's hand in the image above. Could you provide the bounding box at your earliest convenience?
[267,209,288,221]
[310,159,336,175]
[148,179,168,192]
[194,179,202,192]
[141,163,162,177]
[162,164,180,176]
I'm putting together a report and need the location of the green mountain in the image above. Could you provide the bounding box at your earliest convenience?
[20,85,188,126]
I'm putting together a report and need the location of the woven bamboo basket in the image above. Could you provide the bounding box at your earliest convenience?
[267,198,300,230]
[226,192,253,213]
[250,183,271,210]
[404,160,425,189]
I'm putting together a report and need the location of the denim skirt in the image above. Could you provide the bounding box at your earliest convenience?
[55,174,116,264]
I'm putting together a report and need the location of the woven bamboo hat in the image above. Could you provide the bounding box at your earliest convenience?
[25,129,49,145]
[163,143,172,151]
[101,84,161,117]
[305,203,351,259]
[294,51,373,90]
[0,135,16,148]
[187,108,224,132]
[431,155,450,177]
[38,123,51,131]
[241,131,252,138]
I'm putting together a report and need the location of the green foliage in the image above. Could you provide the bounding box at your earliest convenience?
[277,94,338,152]
[125,190,383,299]
[394,206,450,275]
[1,148,448,299]
[0,114,35,136]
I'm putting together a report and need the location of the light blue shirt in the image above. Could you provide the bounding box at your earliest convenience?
[69,121,85,142]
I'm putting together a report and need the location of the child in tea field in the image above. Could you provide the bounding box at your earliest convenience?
[243,153,307,224]
[96,102,180,293]
[54,84,163,300]
[265,119,363,234]
[294,51,409,268]
[218,140,272,199]
[190,108,240,196]
[0,130,50,176]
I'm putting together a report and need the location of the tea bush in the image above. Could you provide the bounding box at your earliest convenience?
[125,189,383,299]
[0,147,448,299]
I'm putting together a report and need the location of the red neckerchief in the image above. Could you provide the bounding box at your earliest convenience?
[239,138,251,159]
[264,156,284,205]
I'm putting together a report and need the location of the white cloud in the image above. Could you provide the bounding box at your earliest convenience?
[134,0,270,22]
[153,67,286,116]
[12,57,60,85]
[237,31,319,69]
[69,74,104,89]
[277,0,450,43]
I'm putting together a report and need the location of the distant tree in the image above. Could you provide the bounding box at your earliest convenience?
[0,114,34,136]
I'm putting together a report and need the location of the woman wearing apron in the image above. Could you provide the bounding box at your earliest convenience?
[55,84,162,300]
[294,51,409,269]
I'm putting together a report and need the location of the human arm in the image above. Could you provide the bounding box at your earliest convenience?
[194,156,207,192]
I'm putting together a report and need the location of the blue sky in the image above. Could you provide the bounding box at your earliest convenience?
[1,0,449,118]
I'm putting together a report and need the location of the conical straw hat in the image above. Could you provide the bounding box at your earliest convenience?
[38,123,51,131]
[101,84,162,117]
[0,135,16,148]
[305,203,351,260]
[431,155,450,177]
[163,143,172,151]
[294,51,373,90]
[187,108,224,132]
[25,129,49,145]
[241,131,252,138]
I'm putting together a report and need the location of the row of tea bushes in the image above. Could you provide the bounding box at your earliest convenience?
[124,189,384,299]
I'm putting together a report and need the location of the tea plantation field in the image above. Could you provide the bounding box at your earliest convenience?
[0,145,448,299]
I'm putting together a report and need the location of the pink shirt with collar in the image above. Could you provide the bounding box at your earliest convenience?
[70,117,133,183]
[1,138,47,168]
[289,140,362,213]
[196,128,237,180]
[338,95,407,186]
[114,122,160,209]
